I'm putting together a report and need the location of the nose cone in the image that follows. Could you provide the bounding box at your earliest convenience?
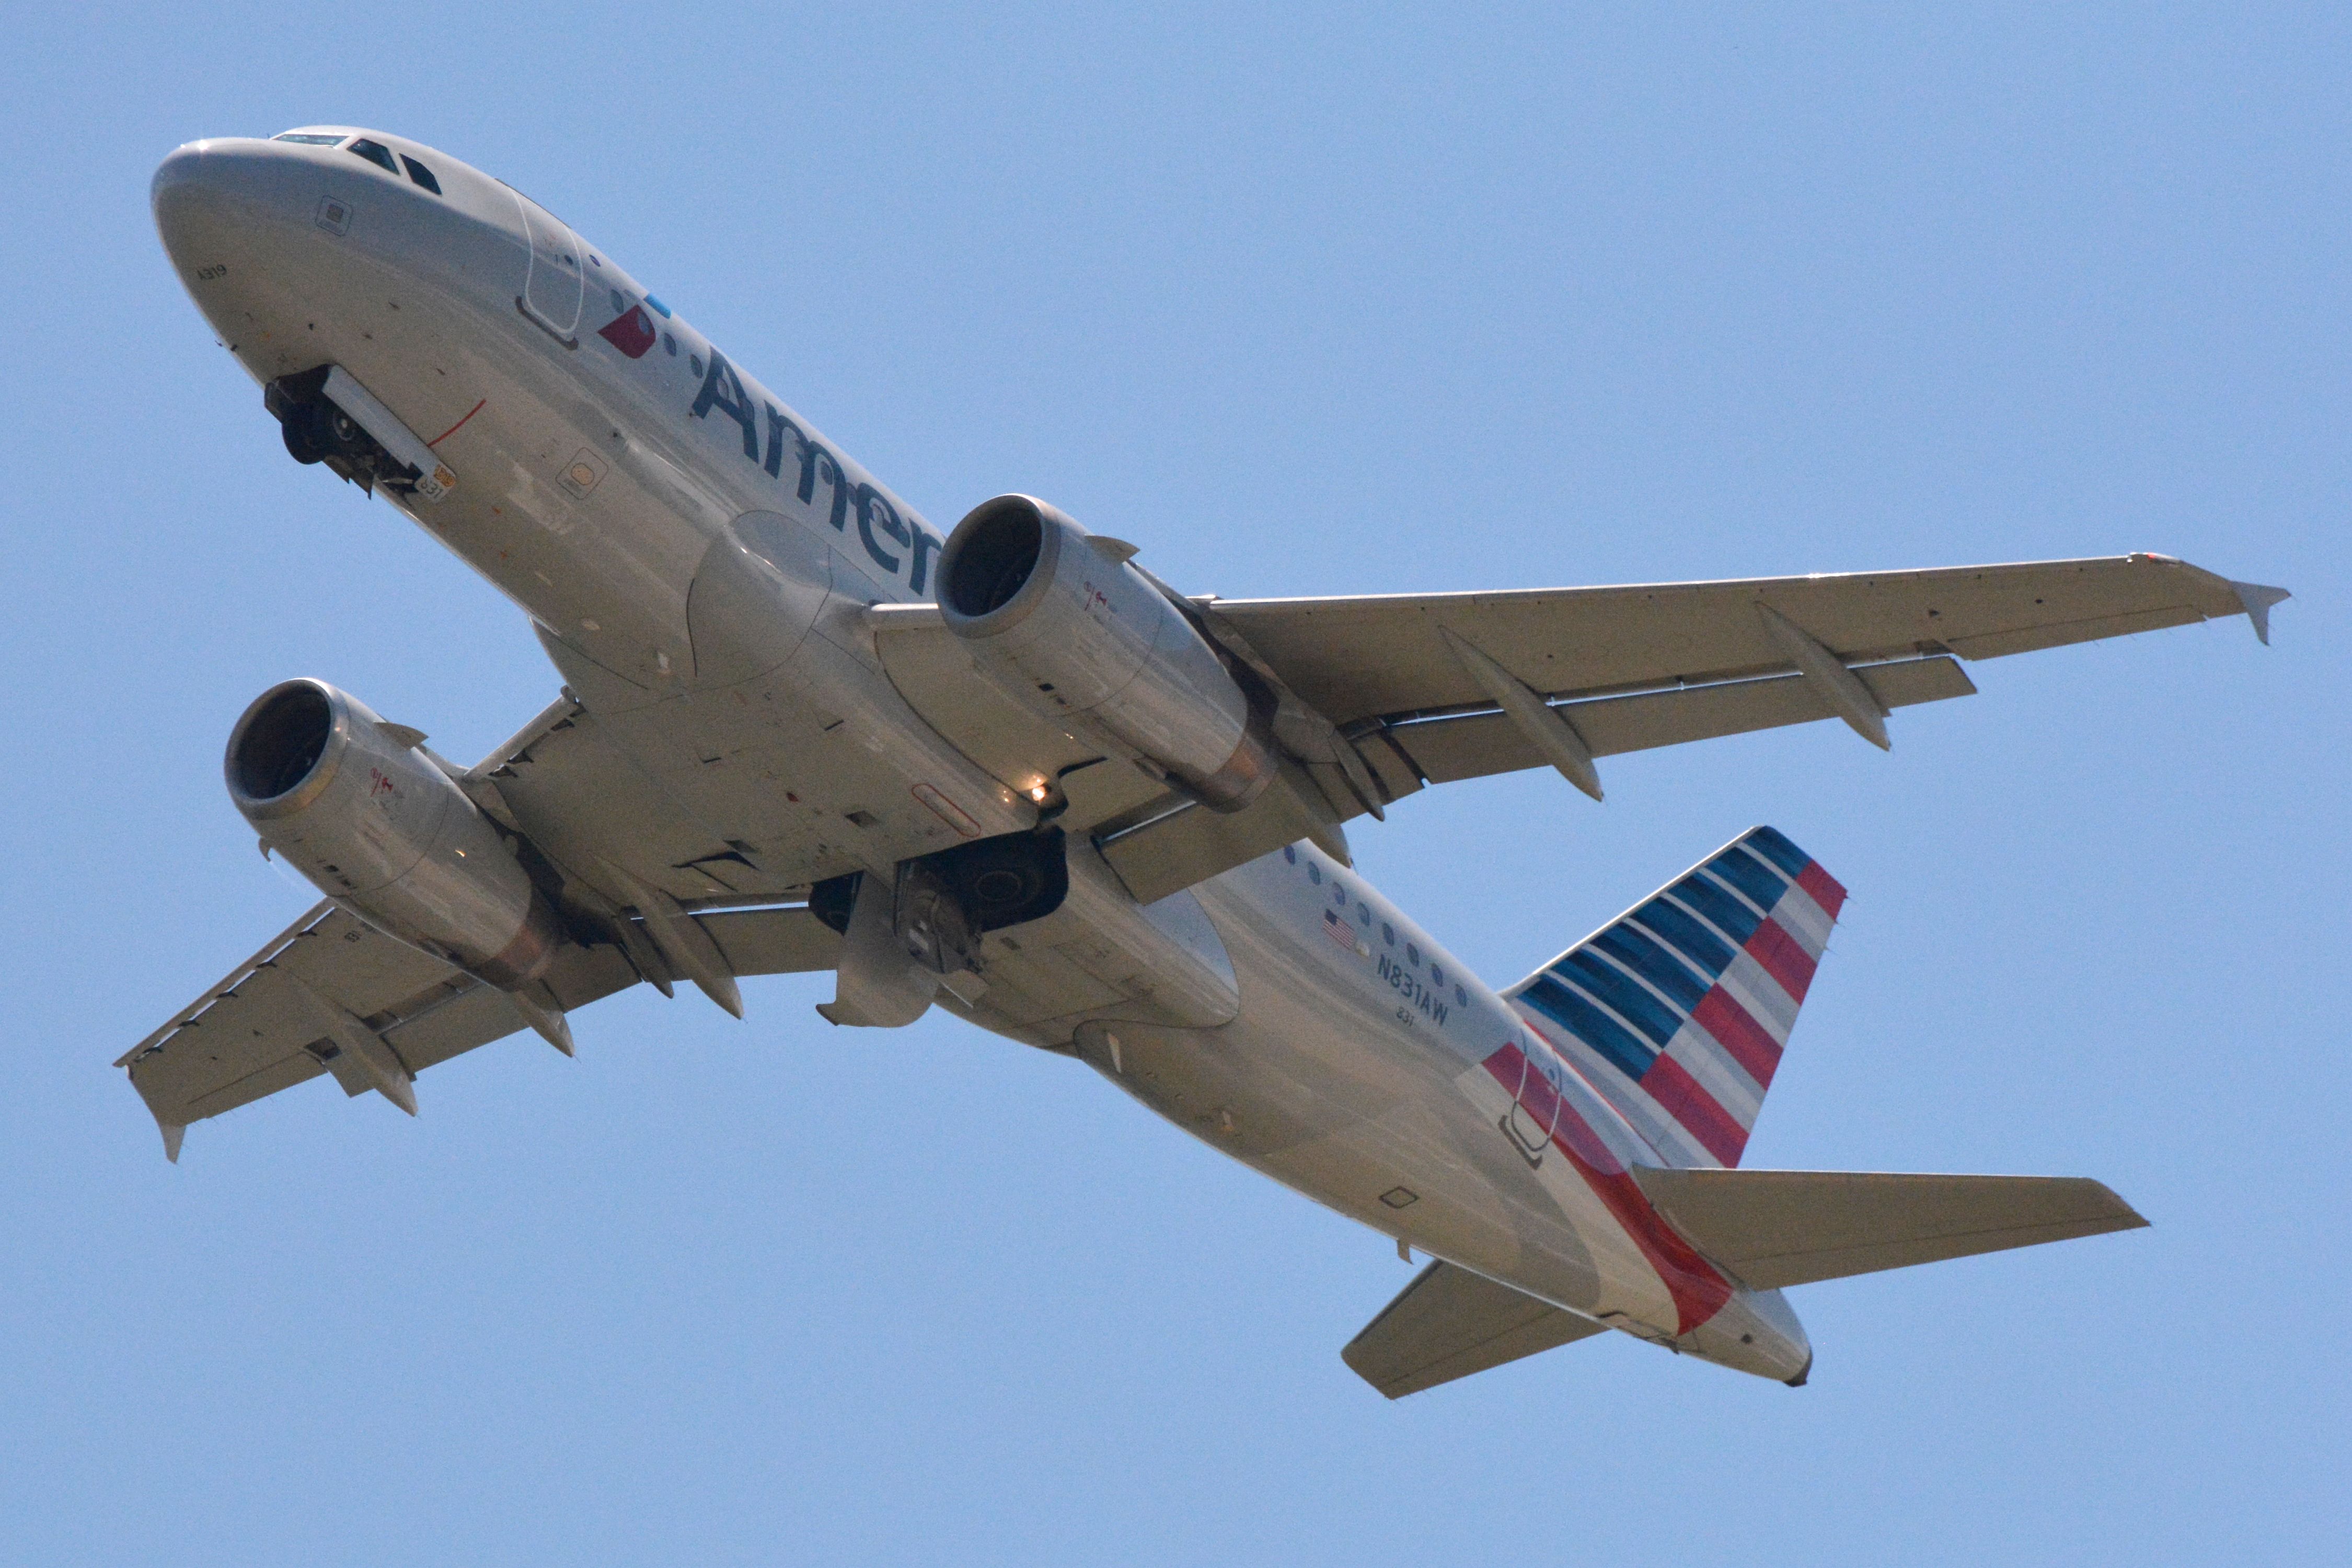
[152,139,298,270]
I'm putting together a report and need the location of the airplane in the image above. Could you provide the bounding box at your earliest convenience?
[127,125,2289,1398]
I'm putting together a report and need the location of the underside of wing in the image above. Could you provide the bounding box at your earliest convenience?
[869,554,2280,904]
[1369,654,1978,789]
[1205,553,2271,727]
[120,900,837,1154]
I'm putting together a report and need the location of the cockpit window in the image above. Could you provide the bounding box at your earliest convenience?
[400,155,442,195]
[273,132,346,145]
[347,139,399,175]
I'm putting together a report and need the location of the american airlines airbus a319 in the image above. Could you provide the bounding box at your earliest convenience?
[129,128,2287,1397]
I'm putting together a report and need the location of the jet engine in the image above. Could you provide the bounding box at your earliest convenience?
[936,494,1274,811]
[225,679,567,988]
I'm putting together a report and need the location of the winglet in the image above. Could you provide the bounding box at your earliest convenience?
[2230,581,2291,646]
[158,1120,185,1163]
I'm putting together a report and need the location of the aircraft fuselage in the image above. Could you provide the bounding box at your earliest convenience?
[153,128,1812,1382]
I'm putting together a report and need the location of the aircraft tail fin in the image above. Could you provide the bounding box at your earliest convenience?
[1631,1167,2148,1289]
[1504,826,1842,1169]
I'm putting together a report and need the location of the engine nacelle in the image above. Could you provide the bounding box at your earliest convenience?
[936,495,1274,811]
[225,679,565,987]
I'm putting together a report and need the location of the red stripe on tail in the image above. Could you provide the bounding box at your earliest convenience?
[1480,1045,1734,1334]
[1744,916,1818,1002]
[1642,1053,1750,1166]
[1796,861,1847,918]
[1692,988,1783,1088]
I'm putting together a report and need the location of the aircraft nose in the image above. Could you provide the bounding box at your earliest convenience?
[152,139,305,272]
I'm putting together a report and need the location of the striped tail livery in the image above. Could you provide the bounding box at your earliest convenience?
[1504,826,1843,1169]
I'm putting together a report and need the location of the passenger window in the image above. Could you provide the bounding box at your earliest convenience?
[400,155,443,195]
[347,139,399,175]
[274,132,347,145]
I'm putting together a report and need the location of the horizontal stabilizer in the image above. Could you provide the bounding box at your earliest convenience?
[1342,1261,1607,1399]
[1631,1167,2147,1290]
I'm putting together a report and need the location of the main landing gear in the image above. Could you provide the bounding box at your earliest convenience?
[810,828,1070,1027]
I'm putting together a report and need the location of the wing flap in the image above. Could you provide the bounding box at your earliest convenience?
[1631,1167,2149,1290]
[1342,1261,1608,1399]
[1387,655,1976,786]
[702,906,841,975]
[179,1051,327,1124]
[1941,605,2204,660]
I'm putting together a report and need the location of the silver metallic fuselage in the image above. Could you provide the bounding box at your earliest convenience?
[153,130,1808,1381]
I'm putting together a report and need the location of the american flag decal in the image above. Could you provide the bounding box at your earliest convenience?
[1322,907,1367,955]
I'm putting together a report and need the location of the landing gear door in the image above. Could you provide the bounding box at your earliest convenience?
[510,189,585,345]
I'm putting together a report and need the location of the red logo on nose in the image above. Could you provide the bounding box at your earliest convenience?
[597,305,658,359]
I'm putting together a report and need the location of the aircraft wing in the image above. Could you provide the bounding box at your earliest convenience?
[118,895,837,1156]
[1204,552,2277,727]
[874,553,2282,902]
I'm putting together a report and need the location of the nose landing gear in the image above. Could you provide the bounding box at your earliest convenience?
[276,392,365,467]
[263,365,452,501]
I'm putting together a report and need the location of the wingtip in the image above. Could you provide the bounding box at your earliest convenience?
[2230,581,2291,646]
[159,1122,185,1163]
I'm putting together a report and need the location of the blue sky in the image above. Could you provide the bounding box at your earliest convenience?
[1,5,2344,1563]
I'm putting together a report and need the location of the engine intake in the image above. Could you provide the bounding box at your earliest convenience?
[937,495,1273,811]
[226,678,566,988]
